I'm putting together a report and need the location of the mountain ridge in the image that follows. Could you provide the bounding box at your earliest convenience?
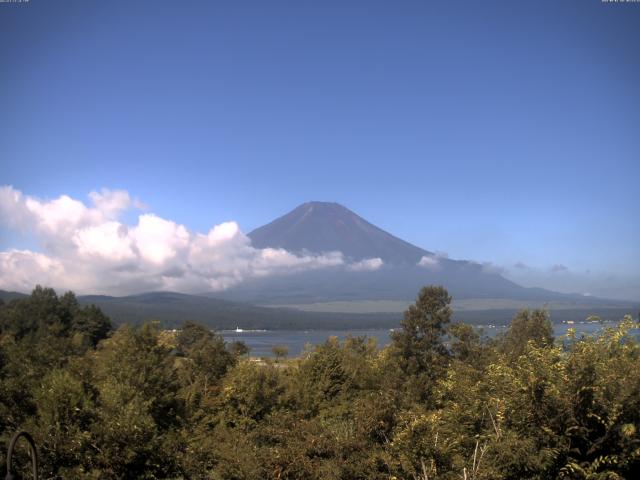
[237,201,633,306]
[249,201,432,264]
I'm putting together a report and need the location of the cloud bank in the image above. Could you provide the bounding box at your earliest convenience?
[417,255,440,270]
[417,252,449,270]
[0,186,348,295]
[346,257,384,272]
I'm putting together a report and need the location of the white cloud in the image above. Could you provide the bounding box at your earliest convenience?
[0,250,66,293]
[88,188,139,215]
[0,186,351,295]
[346,257,384,272]
[73,221,136,262]
[0,186,139,255]
[133,214,190,265]
[417,255,440,270]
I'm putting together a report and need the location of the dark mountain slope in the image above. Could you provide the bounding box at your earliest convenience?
[0,290,28,302]
[241,202,576,304]
[248,201,430,264]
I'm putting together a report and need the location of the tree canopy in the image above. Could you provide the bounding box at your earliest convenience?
[0,285,638,479]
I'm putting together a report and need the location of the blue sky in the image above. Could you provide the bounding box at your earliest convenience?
[1,0,639,299]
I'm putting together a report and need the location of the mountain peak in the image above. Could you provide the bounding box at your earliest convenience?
[296,201,348,212]
[300,201,342,207]
[248,202,430,264]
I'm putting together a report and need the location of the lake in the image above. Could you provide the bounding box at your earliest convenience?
[220,321,635,358]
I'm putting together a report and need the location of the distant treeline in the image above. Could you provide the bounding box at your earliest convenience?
[0,289,402,330]
[0,285,638,479]
[1,289,634,330]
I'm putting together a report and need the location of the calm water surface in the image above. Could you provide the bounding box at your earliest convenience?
[220,322,634,358]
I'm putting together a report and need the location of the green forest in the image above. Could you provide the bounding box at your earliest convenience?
[0,285,638,479]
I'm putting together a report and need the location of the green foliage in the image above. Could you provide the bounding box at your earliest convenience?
[390,285,452,403]
[500,308,554,360]
[1,286,639,479]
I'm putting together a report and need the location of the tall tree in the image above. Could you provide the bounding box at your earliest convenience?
[390,285,452,403]
[500,308,554,361]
